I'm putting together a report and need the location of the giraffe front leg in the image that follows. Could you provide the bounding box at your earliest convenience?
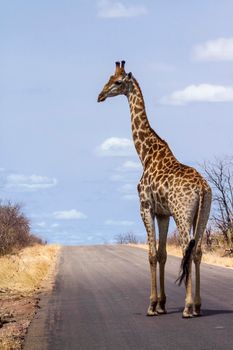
[147,243,158,316]
[140,202,158,316]
[147,241,158,316]
[157,252,167,314]
[156,215,169,314]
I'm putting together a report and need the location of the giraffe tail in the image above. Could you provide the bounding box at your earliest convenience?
[175,239,195,286]
[176,191,204,286]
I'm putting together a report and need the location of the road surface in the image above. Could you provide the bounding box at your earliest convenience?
[24,245,233,350]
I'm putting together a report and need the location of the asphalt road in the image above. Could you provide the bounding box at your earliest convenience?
[24,246,233,350]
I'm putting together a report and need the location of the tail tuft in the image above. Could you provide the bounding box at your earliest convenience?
[176,239,195,286]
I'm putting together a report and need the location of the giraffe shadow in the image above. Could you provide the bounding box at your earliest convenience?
[200,309,233,317]
[168,307,233,317]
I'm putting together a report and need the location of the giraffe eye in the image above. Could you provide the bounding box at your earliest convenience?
[115,81,122,85]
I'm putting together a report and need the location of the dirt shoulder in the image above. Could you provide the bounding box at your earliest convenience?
[0,244,60,350]
[129,244,233,269]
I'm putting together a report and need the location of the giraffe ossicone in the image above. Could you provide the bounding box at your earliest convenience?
[98,61,212,318]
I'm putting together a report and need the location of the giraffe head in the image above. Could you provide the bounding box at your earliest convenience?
[98,61,133,102]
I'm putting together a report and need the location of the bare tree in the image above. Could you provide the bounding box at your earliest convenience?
[115,233,126,244]
[0,201,44,255]
[205,226,213,249]
[115,232,139,244]
[202,157,233,246]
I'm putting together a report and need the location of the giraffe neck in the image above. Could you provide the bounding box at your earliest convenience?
[127,77,162,167]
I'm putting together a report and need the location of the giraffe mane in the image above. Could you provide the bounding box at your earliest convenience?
[132,76,165,144]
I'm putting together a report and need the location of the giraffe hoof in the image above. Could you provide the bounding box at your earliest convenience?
[147,303,158,316]
[182,313,193,318]
[182,306,193,318]
[156,300,167,314]
[147,309,158,316]
[193,304,202,317]
[156,307,167,314]
[147,301,158,316]
[193,311,202,317]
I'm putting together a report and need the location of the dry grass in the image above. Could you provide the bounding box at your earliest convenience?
[0,337,21,350]
[0,244,60,294]
[0,244,60,350]
[129,243,233,269]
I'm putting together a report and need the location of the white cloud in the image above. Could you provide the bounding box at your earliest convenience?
[119,183,138,200]
[119,183,134,193]
[51,223,59,228]
[53,209,87,220]
[117,160,141,171]
[6,174,57,190]
[110,174,126,182]
[110,160,141,186]
[97,0,147,18]
[161,84,233,106]
[97,137,134,157]
[105,219,134,226]
[193,37,233,61]
[36,221,46,227]
[123,194,138,200]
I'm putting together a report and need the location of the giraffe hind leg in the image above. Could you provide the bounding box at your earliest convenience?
[175,218,194,318]
[193,190,212,317]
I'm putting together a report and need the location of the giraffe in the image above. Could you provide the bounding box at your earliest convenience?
[97,61,212,318]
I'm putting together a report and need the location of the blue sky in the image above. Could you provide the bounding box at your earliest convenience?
[1,0,233,244]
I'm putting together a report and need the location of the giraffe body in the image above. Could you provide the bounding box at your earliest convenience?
[98,61,212,318]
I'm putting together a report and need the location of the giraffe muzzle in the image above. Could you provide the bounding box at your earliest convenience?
[97,92,106,102]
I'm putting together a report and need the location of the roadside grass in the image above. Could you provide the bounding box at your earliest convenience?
[0,244,60,350]
[129,243,233,269]
[0,244,60,293]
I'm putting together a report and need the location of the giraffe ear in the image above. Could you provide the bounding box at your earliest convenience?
[127,72,132,79]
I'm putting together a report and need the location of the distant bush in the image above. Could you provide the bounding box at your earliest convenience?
[167,230,180,247]
[0,202,44,255]
[115,232,139,244]
[203,227,228,251]
[167,227,233,256]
